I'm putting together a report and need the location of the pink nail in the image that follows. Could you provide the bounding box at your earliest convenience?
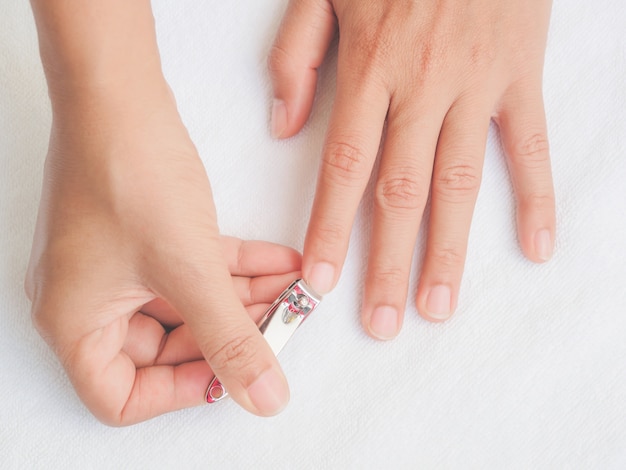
[270,99,287,139]
[369,306,399,340]
[307,262,335,295]
[535,229,553,262]
[425,285,452,320]
[247,368,290,416]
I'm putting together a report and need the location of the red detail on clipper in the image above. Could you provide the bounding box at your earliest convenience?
[205,377,226,403]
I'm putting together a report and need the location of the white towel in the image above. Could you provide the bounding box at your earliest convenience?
[1,0,625,468]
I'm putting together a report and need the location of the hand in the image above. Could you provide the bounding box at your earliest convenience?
[25,85,300,425]
[269,0,556,336]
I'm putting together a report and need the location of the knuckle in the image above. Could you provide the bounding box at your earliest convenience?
[311,220,347,249]
[208,334,259,374]
[350,22,393,69]
[353,41,392,83]
[376,173,425,211]
[416,39,442,77]
[322,140,370,186]
[345,10,413,89]
[435,163,481,198]
[468,39,497,68]
[267,43,292,76]
[519,191,555,213]
[430,246,465,270]
[511,133,550,167]
[370,265,408,290]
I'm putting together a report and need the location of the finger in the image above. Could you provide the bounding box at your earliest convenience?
[119,360,212,425]
[417,100,491,322]
[303,41,391,295]
[141,271,300,327]
[47,313,211,425]
[268,0,336,138]
[122,311,167,367]
[362,101,447,340]
[125,302,274,367]
[221,237,301,277]
[140,238,301,324]
[231,271,302,306]
[53,316,155,426]
[152,305,273,365]
[495,80,555,263]
[140,298,182,329]
[150,240,290,417]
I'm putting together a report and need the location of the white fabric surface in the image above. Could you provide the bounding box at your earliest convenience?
[1,1,625,468]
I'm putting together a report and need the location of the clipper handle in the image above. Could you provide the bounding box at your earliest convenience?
[205,279,322,403]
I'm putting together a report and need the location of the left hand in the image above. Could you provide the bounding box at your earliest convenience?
[269,0,556,337]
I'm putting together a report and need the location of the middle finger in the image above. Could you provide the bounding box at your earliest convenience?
[417,96,492,322]
[362,97,449,339]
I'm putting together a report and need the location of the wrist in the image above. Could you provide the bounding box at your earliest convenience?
[31,0,169,116]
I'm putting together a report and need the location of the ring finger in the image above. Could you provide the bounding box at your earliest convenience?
[417,97,492,321]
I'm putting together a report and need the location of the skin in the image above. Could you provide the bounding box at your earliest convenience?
[27,0,298,424]
[269,0,556,339]
[26,0,556,424]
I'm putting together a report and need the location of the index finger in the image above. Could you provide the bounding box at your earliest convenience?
[303,41,390,294]
[59,315,213,426]
[221,237,301,277]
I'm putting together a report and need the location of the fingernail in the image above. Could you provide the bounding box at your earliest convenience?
[369,306,399,340]
[535,229,553,262]
[270,99,287,139]
[247,368,289,416]
[425,285,452,321]
[307,262,335,295]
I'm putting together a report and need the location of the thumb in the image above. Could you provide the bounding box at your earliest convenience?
[151,240,290,417]
[268,0,336,139]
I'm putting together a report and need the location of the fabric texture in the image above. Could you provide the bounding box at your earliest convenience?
[1,1,625,468]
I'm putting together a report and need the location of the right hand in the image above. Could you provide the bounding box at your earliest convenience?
[25,82,300,425]
[269,0,555,335]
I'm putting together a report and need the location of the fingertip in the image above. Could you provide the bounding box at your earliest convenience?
[246,367,290,417]
[417,284,455,323]
[269,71,318,139]
[224,238,302,277]
[534,228,554,262]
[365,305,400,341]
[204,334,290,417]
[515,203,556,264]
[521,227,554,263]
[304,261,336,295]
[270,98,288,139]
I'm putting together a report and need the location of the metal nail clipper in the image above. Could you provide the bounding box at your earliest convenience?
[205,279,322,403]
